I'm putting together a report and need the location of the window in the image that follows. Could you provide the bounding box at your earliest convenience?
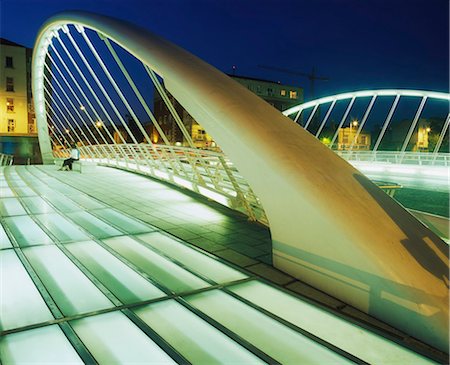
[6,77,14,92]
[6,98,14,112]
[267,88,273,95]
[5,56,13,68]
[280,89,286,96]
[7,119,15,132]
[289,90,297,99]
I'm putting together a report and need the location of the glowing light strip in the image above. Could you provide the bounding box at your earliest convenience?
[283,89,450,117]
[198,186,230,207]
[350,161,449,178]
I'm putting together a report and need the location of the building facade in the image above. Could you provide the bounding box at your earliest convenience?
[0,38,39,163]
[230,74,303,112]
[152,75,304,149]
[0,38,36,135]
[337,121,371,150]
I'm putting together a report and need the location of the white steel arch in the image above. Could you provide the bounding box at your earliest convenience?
[33,11,448,352]
[284,89,450,116]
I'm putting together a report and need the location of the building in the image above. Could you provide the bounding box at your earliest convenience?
[337,120,371,150]
[230,74,303,111]
[415,123,431,151]
[0,38,40,163]
[152,75,304,149]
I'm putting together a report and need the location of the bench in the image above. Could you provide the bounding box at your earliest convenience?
[72,160,97,173]
[54,159,97,173]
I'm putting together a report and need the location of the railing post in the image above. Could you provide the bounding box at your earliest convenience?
[218,155,257,221]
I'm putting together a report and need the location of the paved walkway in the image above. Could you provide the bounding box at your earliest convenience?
[0,165,443,364]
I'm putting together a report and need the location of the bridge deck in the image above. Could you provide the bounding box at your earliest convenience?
[0,165,443,363]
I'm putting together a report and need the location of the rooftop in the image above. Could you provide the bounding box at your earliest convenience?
[228,73,303,89]
[0,38,26,48]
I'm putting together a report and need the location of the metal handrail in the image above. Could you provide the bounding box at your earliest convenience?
[56,144,268,225]
[54,143,437,226]
[335,150,450,166]
[0,153,14,166]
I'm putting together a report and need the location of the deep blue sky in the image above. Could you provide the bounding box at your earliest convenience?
[1,0,448,100]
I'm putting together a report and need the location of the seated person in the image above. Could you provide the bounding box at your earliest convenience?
[59,144,80,171]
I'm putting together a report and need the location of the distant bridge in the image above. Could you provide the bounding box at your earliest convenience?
[283,89,450,186]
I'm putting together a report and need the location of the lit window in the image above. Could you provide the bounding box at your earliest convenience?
[6,77,14,92]
[289,90,297,99]
[6,98,14,112]
[7,119,15,132]
[280,89,286,96]
[5,56,13,68]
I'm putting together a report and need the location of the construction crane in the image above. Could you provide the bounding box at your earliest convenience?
[258,65,329,100]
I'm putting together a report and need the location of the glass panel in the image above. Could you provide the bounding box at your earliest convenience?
[34,213,90,243]
[137,232,247,283]
[0,187,15,197]
[0,325,83,364]
[229,281,435,364]
[0,223,12,249]
[68,194,106,210]
[66,211,122,238]
[103,236,209,293]
[0,197,26,216]
[134,300,265,364]
[21,196,54,214]
[66,241,165,303]
[6,179,27,187]
[92,208,154,234]
[70,311,175,364]
[12,186,36,197]
[186,289,352,364]
[39,192,82,212]
[48,184,81,196]
[3,215,53,247]
[0,250,53,331]
[23,245,114,316]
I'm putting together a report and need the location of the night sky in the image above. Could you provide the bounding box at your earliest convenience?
[1,0,448,100]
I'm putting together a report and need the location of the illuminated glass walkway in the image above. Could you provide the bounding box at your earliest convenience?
[0,165,441,364]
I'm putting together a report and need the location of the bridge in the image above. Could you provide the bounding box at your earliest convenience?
[1,10,448,363]
[283,89,450,191]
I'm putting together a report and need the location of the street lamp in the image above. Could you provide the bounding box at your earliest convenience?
[95,120,103,128]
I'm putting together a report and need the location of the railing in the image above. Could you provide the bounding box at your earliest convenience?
[54,144,414,226]
[0,153,14,166]
[55,144,268,225]
[335,151,450,166]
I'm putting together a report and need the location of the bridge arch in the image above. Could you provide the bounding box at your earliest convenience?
[33,11,448,351]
